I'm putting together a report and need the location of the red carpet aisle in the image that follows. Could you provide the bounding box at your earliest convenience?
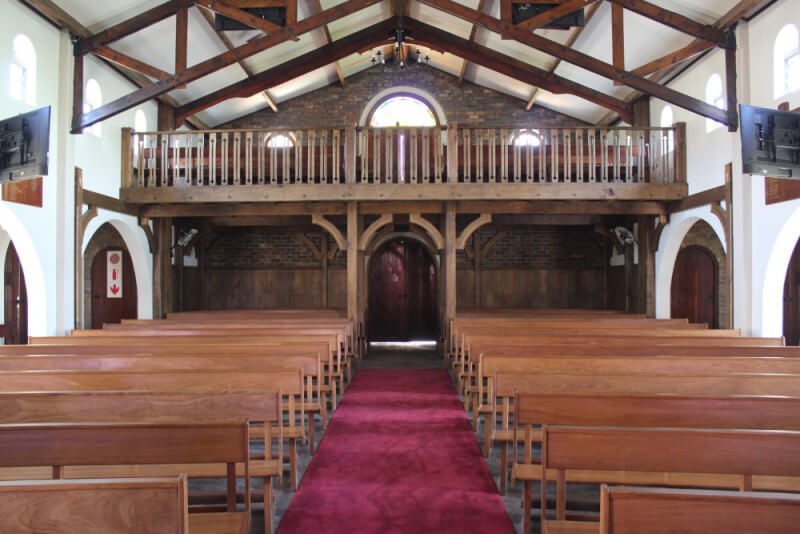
[276,369,514,533]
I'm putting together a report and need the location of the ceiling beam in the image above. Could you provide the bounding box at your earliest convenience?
[525,0,600,110]
[19,0,208,129]
[176,17,398,122]
[78,0,193,54]
[515,0,598,32]
[611,2,624,86]
[93,46,172,80]
[196,5,278,112]
[74,0,383,132]
[595,0,769,126]
[202,0,284,34]
[405,18,632,122]
[308,0,347,87]
[457,0,485,84]
[630,39,712,78]
[607,0,730,48]
[416,0,730,125]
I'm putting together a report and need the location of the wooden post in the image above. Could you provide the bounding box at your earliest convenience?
[157,101,176,131]
[321,233,328,307]
[74,168,84,330]
[611,3,624,86]
[674,122,687,184]
[725,162,734,328]
[602,239,609,309]
[447,122,459,183]
[444,201,457,337]
[175,244,184,312]
[637,216,656,317]
[152,218,173,319]
[346,202,358,330]
[473,233,481,307]
[121,127,133,189]
[345,126,357,184]
[71,49,84,134]
[624,242,633,313]
[725,32,739,133]
[175,5,188,89]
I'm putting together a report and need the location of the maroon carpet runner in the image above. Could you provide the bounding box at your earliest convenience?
[276,369,514,533]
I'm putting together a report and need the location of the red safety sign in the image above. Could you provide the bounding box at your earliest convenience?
[107,250,122,298]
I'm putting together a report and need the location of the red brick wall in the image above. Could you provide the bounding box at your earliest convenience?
[216,67,586,129]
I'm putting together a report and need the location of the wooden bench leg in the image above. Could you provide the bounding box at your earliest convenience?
[321,394,329,430]
[227,463,237,512]
[523,480,532,534]
[499,443,507,495]
[290,439,298,491]
[484,418,491,458]
[264,476,273,534]
[331,380,338,411]
[308,414,316,456]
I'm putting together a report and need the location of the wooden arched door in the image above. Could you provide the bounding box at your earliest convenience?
[368,238,437,341]
[783,239,800,345]
[91,248,137,329]
[671,245,718,328]
[4,243,27,345]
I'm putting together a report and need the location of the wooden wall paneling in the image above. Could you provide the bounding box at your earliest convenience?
[321,234,328,307]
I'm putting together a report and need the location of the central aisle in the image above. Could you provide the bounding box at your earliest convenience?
[276,369,514,533]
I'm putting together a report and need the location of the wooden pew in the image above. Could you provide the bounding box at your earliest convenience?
[541,426,800,534]
[512,392,800,534]
[0,476,191,534]
[0,369,306,491]
[599,485,800,534]
[0,351,328,448]
[0,389,281,533]
[0,421,251,534]
[22,338,342,410]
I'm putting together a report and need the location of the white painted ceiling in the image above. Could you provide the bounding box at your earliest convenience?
[54,0,755,126]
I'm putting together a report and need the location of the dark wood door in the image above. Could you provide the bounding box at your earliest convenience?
[3,244,27,344]
[671,245,718,328]
[783,239,800,345]
[368,238,437,341]
[91,248,137,329]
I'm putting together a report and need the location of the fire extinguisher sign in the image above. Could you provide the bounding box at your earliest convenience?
[107,250,123,299]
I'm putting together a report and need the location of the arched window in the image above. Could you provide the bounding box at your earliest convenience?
[9,34,36,106]
[369,95,436,127]
[512,129,541,147]
[775,24,800,98]
[84,79,102,137]
[660,106,674,152]
[266,133,295,148]
[705,74,725,133]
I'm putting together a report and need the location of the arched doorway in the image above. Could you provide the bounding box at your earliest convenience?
[671,245,718,328]
[3,243,27,344]
[783,239,800,345]
[368,238,437,341]
[90,247,137,329]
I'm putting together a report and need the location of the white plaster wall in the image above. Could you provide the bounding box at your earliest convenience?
[1,0,155,333]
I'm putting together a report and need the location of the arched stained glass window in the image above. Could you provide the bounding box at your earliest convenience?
[705,74,725,133]
[9,34,36,106]
[513,129,541,147]
[266,133,295,148]
[84,79,102,137]
[369,96,436,127]
[775,24,800,98]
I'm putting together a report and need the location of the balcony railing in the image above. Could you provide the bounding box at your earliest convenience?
[121,123,685,192]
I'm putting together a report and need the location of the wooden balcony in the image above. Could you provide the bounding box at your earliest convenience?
[120,123,687,204]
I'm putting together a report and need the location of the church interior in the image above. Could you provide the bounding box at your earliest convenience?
[1,0,800,532]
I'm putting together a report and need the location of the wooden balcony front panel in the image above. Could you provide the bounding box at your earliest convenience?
[120,124,687,204]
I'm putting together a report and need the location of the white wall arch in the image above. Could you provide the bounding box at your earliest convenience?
[0,204,47,335]
[760,204,800,338]
[82,212,153,321]
[358,86,448,127]
[655,208,727,319]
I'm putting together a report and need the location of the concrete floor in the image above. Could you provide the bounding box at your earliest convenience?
[192,344,598,533]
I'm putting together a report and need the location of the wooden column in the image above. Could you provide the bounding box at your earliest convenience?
[473,234,481,307]
[152,218,173,319]
[346,202,358,330]
[725,32,739,133]
[637,216,656,317]
[175,244,184,312]
[74,168,84,329]
[321,234,328,307]
[357,215,366,350]
[444,201,457,337]
[447,122,459,183]
[71,48,83,133]
[611,3,624,86]
[602,239,609,309]
[175,5,188,88]
[157,101,175,131]
[624,242,633,313]
[674,122,687,184]
[724,162,734,328]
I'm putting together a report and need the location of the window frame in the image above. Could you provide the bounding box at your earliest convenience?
[9,33,36,106]
[367,93,439,128]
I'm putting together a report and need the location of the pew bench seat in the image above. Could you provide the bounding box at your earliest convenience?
[189,512,249,534]
[544,520,598,534]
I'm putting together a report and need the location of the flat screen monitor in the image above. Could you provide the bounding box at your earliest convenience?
[0,106,50,183]
[740,104,800,178]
